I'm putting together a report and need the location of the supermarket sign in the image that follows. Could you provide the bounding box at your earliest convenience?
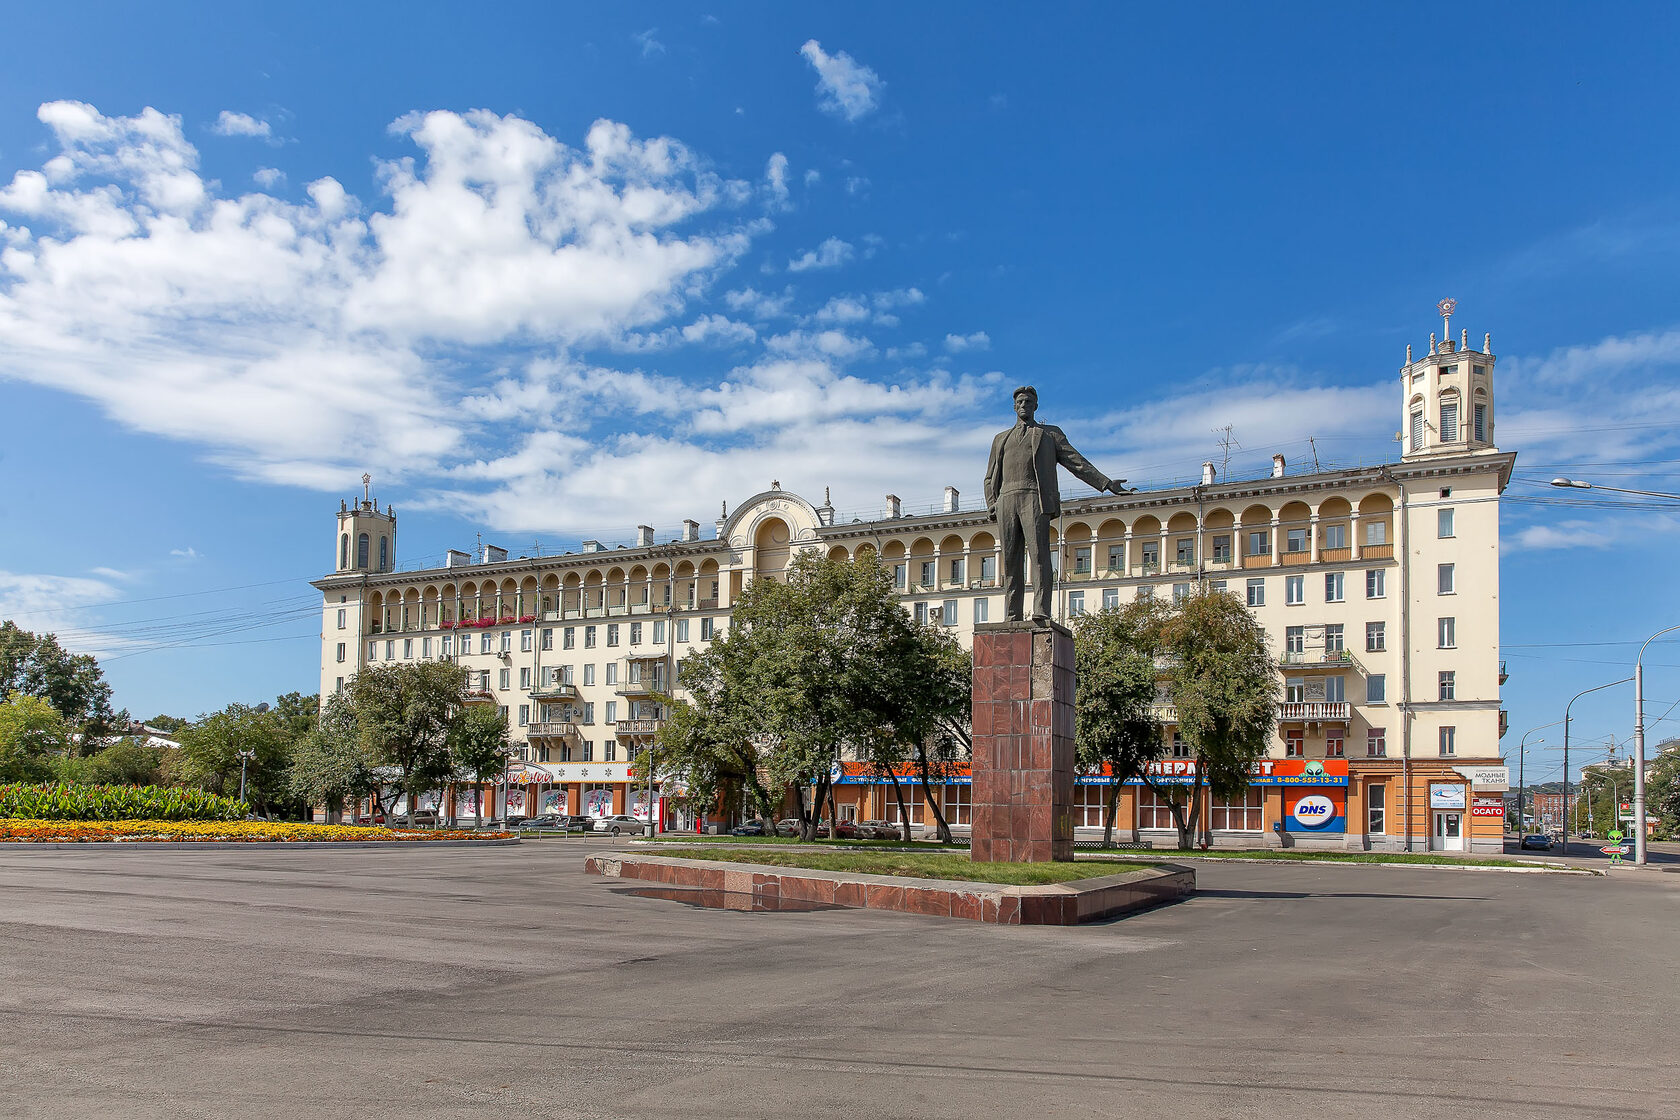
[1120,758,1348,787]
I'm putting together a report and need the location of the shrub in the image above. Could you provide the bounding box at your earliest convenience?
[0,782,248,822]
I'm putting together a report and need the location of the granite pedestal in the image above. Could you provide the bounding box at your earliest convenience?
[970,619,1076,863]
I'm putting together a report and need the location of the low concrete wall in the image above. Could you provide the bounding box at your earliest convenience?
[586,852,1194,925]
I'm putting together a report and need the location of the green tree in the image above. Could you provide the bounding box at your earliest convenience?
[856,619,972,842]
[0,621,122,743]
[83,738,168,786]
[1649,742,1680,837]
[1153,587,1279,850]
[0,691,70,782]
[1072,598,1171,847]
[448,702,511,828]
[174,703,292,815]
[145,714,189,733]
[347,660,464,826]
[287,691,376,824]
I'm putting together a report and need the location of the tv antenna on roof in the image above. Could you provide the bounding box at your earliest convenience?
[1215,425,1241,476]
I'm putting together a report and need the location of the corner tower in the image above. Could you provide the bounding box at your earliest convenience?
[336,472,397,574]
[1400,298,1497,461]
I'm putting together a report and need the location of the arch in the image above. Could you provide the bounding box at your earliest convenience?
[1357,493,1394,516]
[1202,507,1235,531]
[1166,511,1197,535]
[754,516,793,578]
[880,540,906,560]
[1317,496,1352,520]
[378,535,389,572]
[827,544,850,561]
[908,536,936,558]
[650,563,671,581]
[339,533,349,570]
[357,533,370,570]
[969,530,996,552]
[674,560,695,578]
[1131,514,1161,537]
[939,533,966,555]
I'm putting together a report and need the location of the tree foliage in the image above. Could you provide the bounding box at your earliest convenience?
[1072,597,1171,846]
[448,702,511,828]
[0,692,70,782]
[1149,587,1279,849]
[287,690,377,821]
[346,660,465,825]
[0,621,121,743]
[173,703,294,814]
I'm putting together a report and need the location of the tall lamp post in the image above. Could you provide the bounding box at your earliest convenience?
[1630,623,1680,866]
[1561,678,1632,856]
[237,747,255,805]
[1517,720,1563,833]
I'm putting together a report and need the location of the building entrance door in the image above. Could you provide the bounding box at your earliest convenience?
[1431,811,1464,852]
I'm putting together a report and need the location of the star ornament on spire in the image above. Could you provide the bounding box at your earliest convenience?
[1437,297,1458,340]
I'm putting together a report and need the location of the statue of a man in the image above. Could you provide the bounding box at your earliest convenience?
[984,385,1130,622]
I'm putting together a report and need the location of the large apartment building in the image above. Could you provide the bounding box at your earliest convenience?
[313,316,1514,852]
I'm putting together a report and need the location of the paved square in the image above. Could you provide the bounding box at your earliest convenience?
[2,841,1674,1119]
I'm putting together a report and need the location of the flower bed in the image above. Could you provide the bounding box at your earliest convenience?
[0,819,513,843]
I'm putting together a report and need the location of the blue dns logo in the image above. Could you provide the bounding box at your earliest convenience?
[1291,794,1335,829]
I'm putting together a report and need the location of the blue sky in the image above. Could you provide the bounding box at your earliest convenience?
[3,3,1679,781]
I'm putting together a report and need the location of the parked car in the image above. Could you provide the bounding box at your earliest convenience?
[1519,833,1553,851]
[521,813,565,828]
[774,818,805,837]
[830,820,862,840]
[592,814,646,837]
[407,809,440,827]
[860,820,906,841]
[557,815,595,832]
[730,819,768,836]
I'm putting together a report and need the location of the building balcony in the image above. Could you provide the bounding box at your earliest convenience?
[1242,553,1271,569]
[528,721,579,742]
[615,676,669,697]
[463,689,497,705]
[530,682,579,701]
[1278,649,1364,673]
[1279,701,1351,722]
[615,718,664,738]
[1150,702,1179,723]
[1499,661,1509,685]
[1362,543,1394,560]
[1280,549,1311,566]
[1318,547,1352,563]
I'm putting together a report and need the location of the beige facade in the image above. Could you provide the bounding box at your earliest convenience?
[312,323,1515,851]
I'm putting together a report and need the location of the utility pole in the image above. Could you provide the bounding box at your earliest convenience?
[1562,678,1631,856]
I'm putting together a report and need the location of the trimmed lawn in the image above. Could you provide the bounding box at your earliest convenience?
[647,833,964,849]
[1085,849,1547,869]
[652,847,1144,885]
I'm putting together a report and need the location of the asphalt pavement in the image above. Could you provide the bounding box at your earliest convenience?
[1,838,1675,1119]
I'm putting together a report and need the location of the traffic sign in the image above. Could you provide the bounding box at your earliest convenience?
[1599,845,1628,855]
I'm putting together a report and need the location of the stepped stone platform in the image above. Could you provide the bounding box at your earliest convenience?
[585,851,1194,925]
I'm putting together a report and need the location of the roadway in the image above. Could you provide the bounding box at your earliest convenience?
[1,838,1674,1119]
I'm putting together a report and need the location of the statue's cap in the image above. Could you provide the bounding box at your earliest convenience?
[1012,385,1038,403]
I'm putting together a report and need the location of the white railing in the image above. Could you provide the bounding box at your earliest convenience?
[1278,701,1350,721]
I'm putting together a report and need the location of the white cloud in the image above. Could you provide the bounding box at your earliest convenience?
[944,331,990,353]
[724,287,793,319]
[253,167,284,188]
[764,329,874,361]
[168,547,200,559]
[1511,521,1612,551]
[0,570,125,656]
[803,169,820,187]
[764,152,790,211]
[211,111,272,139]
[787,236,853,272]
[633,28,665,58]
[845,175,870,196]
[799,40,884,122]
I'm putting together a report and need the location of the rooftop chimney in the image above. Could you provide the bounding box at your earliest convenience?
[1271,454,1286,479]
[581,540,602,554]
[943,486,960,513]
[715,500,728,540]
[682,519,699,543]
[816,486,835,527]
[481,544,508,564]
[445,549,471,568]
[636,525,654,547]
[1202,461,1216,485]
[885,494,902,519]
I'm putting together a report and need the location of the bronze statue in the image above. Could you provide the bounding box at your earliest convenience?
[984,385,1130,621]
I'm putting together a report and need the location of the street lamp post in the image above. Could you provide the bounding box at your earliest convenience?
[1631,623,1680,866]
[237,748,255,805]
[1561,678,1632,856]
[1551,478,1680,501]
[1517,720,1563,834]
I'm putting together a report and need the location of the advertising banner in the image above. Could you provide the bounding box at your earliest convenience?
[1121,758,1348,787]
[1282,788,1346,834]
[1429,783,1467,810]
[1471,796,1504,818]
[584,787,614,818]
[541,789,569,815]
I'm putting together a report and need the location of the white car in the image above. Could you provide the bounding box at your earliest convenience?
[591,814,645,837]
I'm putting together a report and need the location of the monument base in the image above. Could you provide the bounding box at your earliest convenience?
[970,619,1076,863]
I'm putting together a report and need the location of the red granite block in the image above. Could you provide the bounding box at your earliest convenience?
[949,891,982,921]
[1028,802,1052,839]
[996,896,1021,924]
[834,880,867,908]
[865,883,906,912]
[904,888,952,918]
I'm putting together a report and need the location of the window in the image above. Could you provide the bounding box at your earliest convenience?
[1410,409,1425,450]
[1212,534,1232,563]
[336,608,346,630]
[1136,585,1156,601]
[1324,624,1344,652]
[1107,544,1125,571]
[581,740,594,761]
[1367,674,1386,703]
[519,667,531,689]
[652,620,666,645]
[498,668,510,690]
[1137,785,1177,830]
[497,704,508,722]
[1170,731,1191,759]
[951,557,966,584]
[1440,398,1459,442]
[340,534,349,570]
[583,664,595,686]
[1325,572,1344,602]
[1140,541,1159,568]
[1286,626,1304,654]
[1286,528,1307,553]
[1246,530,1270,558]
[1176,538,1195,565]
[561,665,574,685]
[585,626,597,649]
[1285,679,1306,703]
[1438,670,1455,701]
[1073,548,1091,575]
[938,784,972,825]
[1366,622,1385,652]
[582,703,594,726]
[1438,617,1456,648]
[541,628,554,651]
[384,640,394,660]
[1101,587,1119,610]
[1323,523,1346,550]
[378,537,388,571]
[478,670,491,691]
[480,633,493,655]
[700,617,716,640]
[1075,784,1108,827]
[357,533,370,569]
[1366,569,1386,599]
[675,619,689,643]
[422,637,432,658]
[604,741,617,762]
[1210,788,1263,831]
[1474,402,1488,443]
[521,629,533,652]
[893,563,908,590]
[441,635,453,656]
[1438,508,1455,538]
[1367,783,1387,831]
[336,642,346,663]
[564,627,576,650]
[630,622,642,646]
[1210,580,1228,593]
[1285,729,1305,757]
[367,640,378,660]
[980,555,997,583]
[1325,675,1345,703]
[973,597,989,624]
[942,599,958,625]
[1366,520,1388,546]
[605,700,617,723]
[335,676,344,694]
[1438,563,1455,595]
[606,624,620,648]
[914,601,929,624]
[518,704,529,727]
[1326,731,1345,758]
[1367,729,1387,758]
[1285,575,1304,605]
[1246,579,1265,607]
[1439,726,1456,756]
[1172,583,1191,603]
[919,560,936,587]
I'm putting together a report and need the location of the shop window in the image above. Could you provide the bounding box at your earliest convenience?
[1367,784,1387,833]
[1137,785,1179,831]
[1209,788,1263,831]
[1075,784,1108,828]
[940,784,972,826]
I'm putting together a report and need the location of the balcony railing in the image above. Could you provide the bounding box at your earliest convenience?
[615,677,668,697]
[528,721,579,741]
[1362,543,1394,560]
[1278,649,1363,672]
[530,682,579,701]
[615,718,663,737]
[1278,701,1351,722]
[463,689,497,705]
[1150,702,1179,723]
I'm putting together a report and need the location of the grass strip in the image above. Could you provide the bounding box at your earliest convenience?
[647,833,965,849]
[1084,848,1544,868]
[652,847,1144,885]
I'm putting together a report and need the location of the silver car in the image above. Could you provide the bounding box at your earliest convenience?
[591,814,646,837]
